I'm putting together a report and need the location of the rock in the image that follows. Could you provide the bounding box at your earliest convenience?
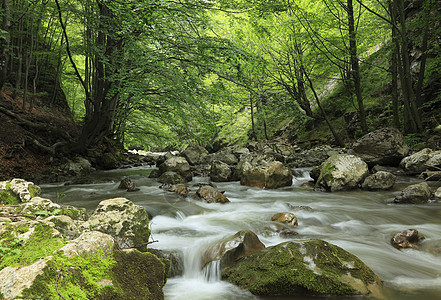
[399,148,432,174]
[148,248,184,277]
[210,160,232,182]
[232,147,250,159]
[80,198,150,249]
[222,240,382,297]
[316,154,369,192]
[421,171,441,181]
[111,249,169,300]
[351,127,409,166]
[391,229,425,249]
[182,144,209,166]
[0,178,41,203]
[158,171,186,185]
[241,161,293,189]
[57,231,115,257]
[159,156,192,182]
[287,145,347,168]
[196,185,230,204]
[45,215,81,239]
[62,157,92,175]
[202,230,265,270]
[206,149,239,165]
[161,183,189,197]
[434,187,441,199]
[98,152,121,170]
[393,181,431,204]
[148,169,160,178]
[118,177,139,192]
[361,171,396,190]
[271,212,298,227]
[0,257,53,299]
[20,197,62,215]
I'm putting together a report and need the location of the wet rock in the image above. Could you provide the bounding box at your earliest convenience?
[158,171,186,185]
[286,204,313,211]
[148,169,160,178]
[400,148,432,174]
[57,231,115,257]
[80,198,150,249]
[434,187,441,199]
[0,256,53,299]
[148,248,184,277]
[361,171,396,191]
[316,154,369,192]
[118,177,139,192]
[350,127,409,167]
[182,144,209,166]
[210,160,232,182]
[287,145,347,168]
[222,240,383,297]
[420,171,441,181]
[391,229,425,249]
[271,212,298,227]
[393,182,431,204]
[202,230,265,270]
[0,178,41,203]
[196,185,230,204]
[159,156,192,182]
[240,160,293,189]
[161,183,189,197]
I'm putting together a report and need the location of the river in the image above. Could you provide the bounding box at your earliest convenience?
[40,166,441,300]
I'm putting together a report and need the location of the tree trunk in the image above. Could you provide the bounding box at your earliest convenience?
[0,0,11,90]
[347,0,367,134]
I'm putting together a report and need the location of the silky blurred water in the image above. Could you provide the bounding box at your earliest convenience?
[41,166,441,300]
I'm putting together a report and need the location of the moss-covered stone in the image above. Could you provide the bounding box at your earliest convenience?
[222,240,382,297]
[111,249,170,300]
[0,190,20,205]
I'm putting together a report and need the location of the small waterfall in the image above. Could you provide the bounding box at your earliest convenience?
[202,260,221,282]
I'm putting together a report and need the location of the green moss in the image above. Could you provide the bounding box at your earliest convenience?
[0,190,20,205]
[222,240,381,296]
[0,223,65,269]
[111,249,169,300]
[28,184,41,199]
[316,162,336,188]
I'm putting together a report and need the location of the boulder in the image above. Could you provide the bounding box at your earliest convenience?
[210,160,232,182]
[158,171,186,185]
[158,156,192,182]
[45,215,81,239]
[202,230,265,270]
[287,145,346,168]
[241,161,293,189]
[351,127,409,166]
[196,185,230,204]
[206,149,239,165]
[400,148,432,174]
[316,154,369,192]
[62,157,92,175]
[0,257,53,299]
[421,171,441,181]
[161,183,189,197]
[391,229,425,250]
[271,212,298,227]
[182,144,209,166]
[57,231,115,257]
[434,187,441,199]
[361,171,396,191]
[222,240,382,297]
[0,178,41,204]
[20,197,62,215]
[80,198,150,249]
[148,248,184,277]
[118,177,139,192]
[393,182,431,204]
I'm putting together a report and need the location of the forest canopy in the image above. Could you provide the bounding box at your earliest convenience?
[0,0,439,151]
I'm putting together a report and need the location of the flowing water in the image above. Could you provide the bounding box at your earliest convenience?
[40,166,441,300]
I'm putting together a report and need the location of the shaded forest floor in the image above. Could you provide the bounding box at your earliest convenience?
[0,87,81,181]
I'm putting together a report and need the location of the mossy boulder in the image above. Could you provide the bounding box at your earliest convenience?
[222,240,382,297]
[316,154,369,191]
[0,178,41,204]
[80,198,150,250]
[361,171,396,191]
